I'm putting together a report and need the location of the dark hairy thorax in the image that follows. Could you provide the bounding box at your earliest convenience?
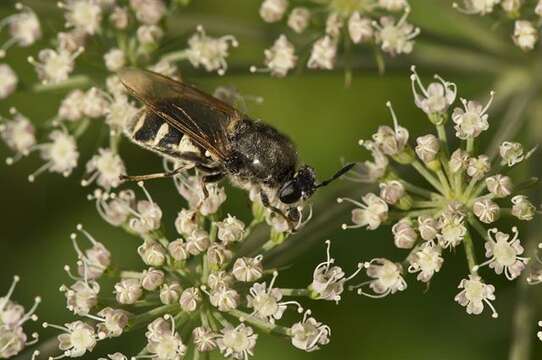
[227,118,298,186]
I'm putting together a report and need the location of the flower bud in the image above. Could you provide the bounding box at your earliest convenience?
[511,195,536,221]
[499,141,524,166]
[392,219,418,249]
[373,125,409,157]
[348,12,373,44]
[141,268,165,291]
[159,282,182,305]
[486,175,513,198]
[179,287,201,312]
[379,180,405,205]
[110,7,129,30]
[186,229,210,255]
[63,280,100,315]
[415,134,440,163]
[513,20,538,51]
[472,198,500,224]
[96,308,129,338]
[207,244,233,268]
[175,209,198,235]
[137,240,167,267]
[168,239,189,261]
[193,327,217,352]
[325,13,343,37]
[232,257,263,282]
[216,215,245,244]
[209,285,240,311]
[137,25,163,46]
[287,7,310,33]
[417,216,438,241]
[207,271,234,290]
[466,155,490,179]
[259,0,288,23]
[114,279,143,305]
[449,149,469,173]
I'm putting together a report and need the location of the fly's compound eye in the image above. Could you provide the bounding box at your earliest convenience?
[279,181,302,204]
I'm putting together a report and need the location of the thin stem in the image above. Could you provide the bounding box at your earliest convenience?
[400,180,437,199]
[280,288,310,297]
[436,169,452,197]
[32,75,92,92]
[436,124,449,157]
[466,138,474,154]
[463,230,478,274]
[227,309,290,336]
[411,160,446,195]
[126,304,180,331]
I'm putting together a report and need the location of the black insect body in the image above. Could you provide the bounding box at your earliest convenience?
[119,68,353,229]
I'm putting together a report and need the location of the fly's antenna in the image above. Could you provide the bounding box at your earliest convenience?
[315,163,356,188]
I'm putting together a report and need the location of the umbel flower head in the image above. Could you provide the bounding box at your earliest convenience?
[0,276,41,358]
[253,0,419,76]
[339,67,539,318]
[43,173,345,359]
[1,1,238,190]
[454,0,542,51]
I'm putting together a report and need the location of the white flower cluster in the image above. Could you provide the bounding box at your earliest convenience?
[1,1,238,189]
[0,276,41,358]
[45,177,336,359]
[253,0,419,76]
[339,67,538,318]
[454,0,542,51]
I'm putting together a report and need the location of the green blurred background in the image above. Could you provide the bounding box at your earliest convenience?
[1,0,542,359]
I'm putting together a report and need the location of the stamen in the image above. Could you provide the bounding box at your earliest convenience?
[386,101,400,131]
[0,275,19,311]
[268,271,279,292]
[481,90,495,114]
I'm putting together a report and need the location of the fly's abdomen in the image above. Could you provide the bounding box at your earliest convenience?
[126,110,187,159]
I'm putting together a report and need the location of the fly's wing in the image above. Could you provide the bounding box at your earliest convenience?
[119,68,241,161]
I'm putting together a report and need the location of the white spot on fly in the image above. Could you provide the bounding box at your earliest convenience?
[252,158,260,165]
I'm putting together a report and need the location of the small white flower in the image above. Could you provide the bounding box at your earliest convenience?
[451,92,494,139]
[104,48,125,72]
[99,353,127,360]
[454,0,500,15]
[0,327,27,358]
[255,35,297,77]
[339,193,389,230]
[418,216,438,241]
[106,95,138,133]
[185,229,210,255]
[216,215,245,245]
[415,134,440,163]
[259,0,288,23]
[51,320,97,357]
[159,282,182,305]
[410,66,457,115]
[454,274,498,318]
[379,180,405,205]
[83,148,126,189]
[146,316,187,360]
[207,271,234,290]
[110,6,129,29]
[58,89,86,121]
[137,25,163,45]
[209,285,240,312]
[130,0,166,25]
[141,268,165,291]
[475,227,528,280]
[0,64,18,99]
[287,7,310,33]
[96,308,129,338]
[70,225,111,280]
[466,155,490,179]
[290,311,330,352]
[232,256,264,282]
[0,111,35,159]
[310,240,363,303]
[83,87,109,119]
[379,0,408,11]
[130,183,163,234]
[180,287,201,312]
[499,141,527,167]
[217,324,257,360]
[307,36,337,70]
[372,102,409,157]
[29,47,83,84]
[472,198,500,224]
[177,174,227,215]
[513,20,538,51]
[31,130,79,181]
[57,29,87,53]
[174,209,198,236]
[61,0,102,35]
[325,13,343,38]
[485,174,512,198]
[511,195,536,221]
[62,280,100,315]
[536,0,542,16]
[408,242,443,282]
[187,26,238,75]
[114,279,143,305]
[355,258,407,297]
[168,239,189,261]
[247,277,290,323]
[193,327,217,352]
[437,215,467,248]
[449,148,470,173]
[354,140,389,182]
[501,0,521,12]
[93,189,135,226]
[138,240,167,267]
[1,5,41,55]
[373,10,419,56]
[348,12,373,44]
[392,219,418,249]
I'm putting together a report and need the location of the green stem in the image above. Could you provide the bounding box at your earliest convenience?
[436,169,452,197]
[436,124,449,157]
[228,309,290,336]
[463,230,478,274]
[466,138,474,154]
[127,304,180,331]
[161,49,190,63]
[32,75,92,92]
[400,180,438,199]
[411,160,446,195]
[280,288,311,297]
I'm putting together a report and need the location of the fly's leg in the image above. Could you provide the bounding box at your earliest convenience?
[120,165,188,182]
[260,192,296,232]
[199,172,226,199]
